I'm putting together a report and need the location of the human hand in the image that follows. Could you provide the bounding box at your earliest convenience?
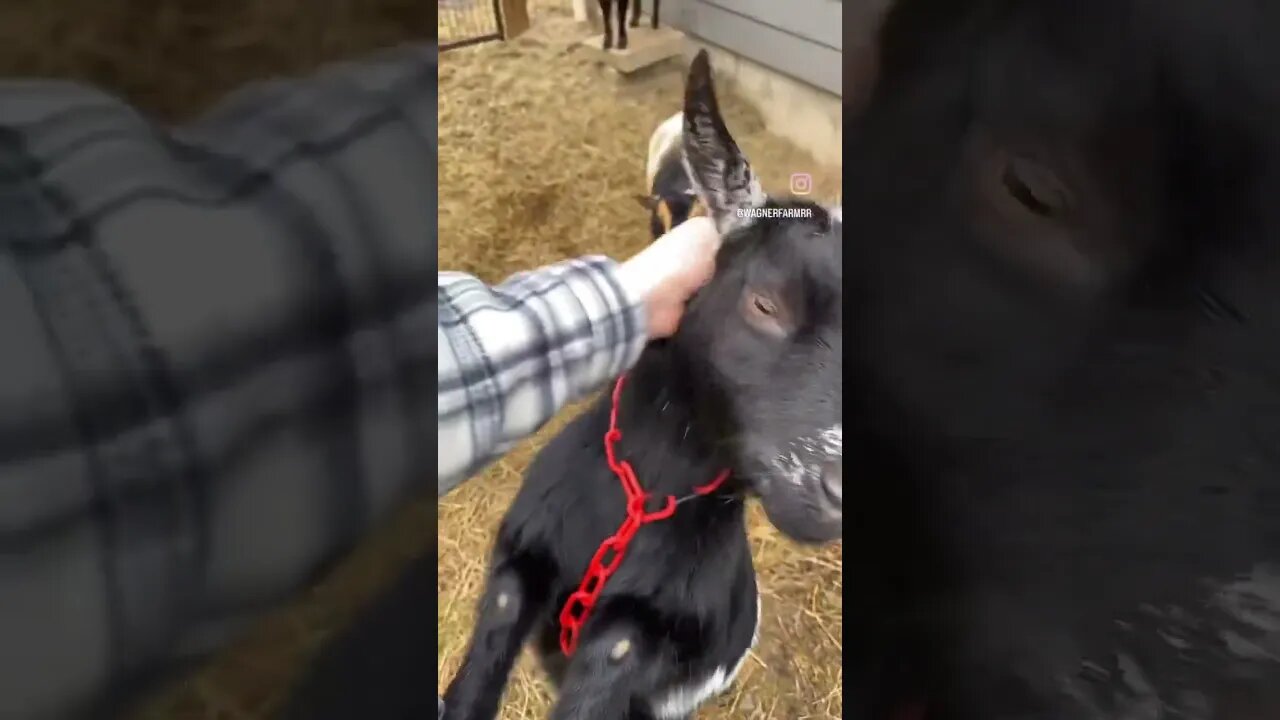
[616,216,722,339]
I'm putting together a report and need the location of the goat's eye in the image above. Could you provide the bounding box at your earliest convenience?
[975,143,1106,292]
[742,291,788,337]
[999,154,1071,218]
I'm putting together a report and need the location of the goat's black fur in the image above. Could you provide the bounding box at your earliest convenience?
[841,0,1280,718]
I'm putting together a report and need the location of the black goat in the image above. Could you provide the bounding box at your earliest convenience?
[599,0,659,51]
[441,50,842,719]
[840,0,1280,717]
[634,111,707,240]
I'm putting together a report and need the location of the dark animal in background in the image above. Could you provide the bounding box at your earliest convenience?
[841,0,1280,718]
[634,111,707,240]
[599,0,659,51]
[442,50,841,719]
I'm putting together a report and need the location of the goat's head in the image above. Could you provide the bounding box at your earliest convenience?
[634,191,707,239]
[637,110,709,240]
[671,50,842,544]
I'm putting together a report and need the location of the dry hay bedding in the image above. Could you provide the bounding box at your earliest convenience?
[437,35,843,720]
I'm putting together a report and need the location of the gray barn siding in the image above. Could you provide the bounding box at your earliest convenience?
[663,0,843,97]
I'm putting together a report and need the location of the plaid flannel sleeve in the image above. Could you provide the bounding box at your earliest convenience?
[437,256,648,496]
[0,45,435,718]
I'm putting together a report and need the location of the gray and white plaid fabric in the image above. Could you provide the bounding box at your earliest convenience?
[437,256,647,496]
[0,45,435,719]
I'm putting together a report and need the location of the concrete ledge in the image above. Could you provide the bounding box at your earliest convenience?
[579,27,686,74]
[684,41,842,169]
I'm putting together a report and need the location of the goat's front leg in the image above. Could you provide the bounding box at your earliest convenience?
[549,618,665,720]
[651,0,660,28]
[442,556,547,720]
[598,0,614,49]
[629,0,641,27]
[615,0,630,49]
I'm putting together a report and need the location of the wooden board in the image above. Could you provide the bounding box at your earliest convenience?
[500,0,531,39]
[577,26,686,74]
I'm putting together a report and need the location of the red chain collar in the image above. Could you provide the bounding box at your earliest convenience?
[557,373,731,656]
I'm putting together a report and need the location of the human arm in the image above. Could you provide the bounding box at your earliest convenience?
[0,44,435,719]
[437,257,647,495]
[436,215,721,496]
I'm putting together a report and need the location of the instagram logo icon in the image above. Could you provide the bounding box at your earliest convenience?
[789,172,813,195]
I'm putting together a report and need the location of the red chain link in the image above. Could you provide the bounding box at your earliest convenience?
[557,373,731,657]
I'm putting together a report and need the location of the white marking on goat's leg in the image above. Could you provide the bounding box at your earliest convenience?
[648,589,760,718]
[610,638,632,662]
[752,591,762,647]
[722,590,762,688]
[651,666,729,719]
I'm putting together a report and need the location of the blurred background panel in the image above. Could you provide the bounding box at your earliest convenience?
[0,0,434,121]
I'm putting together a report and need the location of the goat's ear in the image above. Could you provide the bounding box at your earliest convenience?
[681,50,766,235]
[633,193,658,210]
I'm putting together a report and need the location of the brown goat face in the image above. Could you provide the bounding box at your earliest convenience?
[675,51,843,544]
